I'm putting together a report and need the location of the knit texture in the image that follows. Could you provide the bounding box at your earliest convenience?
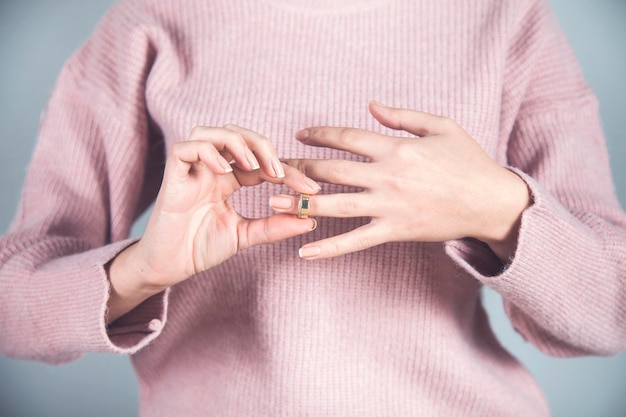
[1,0,625,415]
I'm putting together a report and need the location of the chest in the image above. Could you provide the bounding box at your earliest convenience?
[145,2,508,161]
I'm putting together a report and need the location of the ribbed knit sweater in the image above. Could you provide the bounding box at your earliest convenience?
[1,0,625,416]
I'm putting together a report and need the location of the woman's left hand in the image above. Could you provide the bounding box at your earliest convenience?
[272,102,530,262]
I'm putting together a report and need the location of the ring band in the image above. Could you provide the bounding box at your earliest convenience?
[297,193,310,219]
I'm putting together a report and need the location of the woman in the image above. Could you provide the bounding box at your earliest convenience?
[1,0,625,415]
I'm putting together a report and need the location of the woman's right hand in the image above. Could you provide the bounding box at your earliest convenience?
[106,125,320,323]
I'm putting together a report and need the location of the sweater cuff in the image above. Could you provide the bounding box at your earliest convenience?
[443,170,626,356]
[62,238,168,357]
[444,169,573,292]
[101,240,169,354]
[106,289,169,352]
[12,239,167,363]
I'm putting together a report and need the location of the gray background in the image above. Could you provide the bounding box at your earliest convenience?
[0,0,624,416]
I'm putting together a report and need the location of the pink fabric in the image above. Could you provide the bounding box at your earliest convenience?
[1,0,625,415]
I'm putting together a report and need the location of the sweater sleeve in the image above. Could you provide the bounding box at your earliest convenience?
[445,0,626,357]
[0,1,168,364]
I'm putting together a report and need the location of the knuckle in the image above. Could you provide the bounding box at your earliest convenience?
[292,159,308,175]
[262,219,273,242]
[254,134,273,149]
[309,127,326,141]
[337,127,357,144]
[394,140,420,160]
[189,125,206,139]
[438,115,457,131]
[395,111,409,129]
[169,141,188,158]
[224,131,247,149]
[356,233,374,250]
[337,198,359,216]
[327,160,348,182]
[385,175,411,194]
[228,130,246,143]
[170,141,183,152]
[327,241,342,257]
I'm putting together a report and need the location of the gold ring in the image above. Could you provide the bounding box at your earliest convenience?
[297,193,310,219]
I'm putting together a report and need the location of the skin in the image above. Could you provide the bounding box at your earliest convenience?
[106,125,321,323]
[107,102,530,323]
[272,102,531,262]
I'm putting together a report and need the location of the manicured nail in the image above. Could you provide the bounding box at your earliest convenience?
[271,156,285,178]
[299,245,321,259]
[303,177,321,192]
[246,150,260,170]
[269,195,294,210]
[308,218,317,231]
[295,129,310,141]
[218,157,233,173]
[369,100,385,107]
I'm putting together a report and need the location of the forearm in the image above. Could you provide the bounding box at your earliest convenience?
[0,235,147,361]
[446,169,626,357]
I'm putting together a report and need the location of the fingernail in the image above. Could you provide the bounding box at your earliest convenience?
[269,195,294,210]
[369,100,385,107]
[308,218,317,231]
[299,245,321,259]
[271,156,285,178]
[303,177,321,192]
[295,129,310,141]
[217,157,233,173]
[246,151,260,170]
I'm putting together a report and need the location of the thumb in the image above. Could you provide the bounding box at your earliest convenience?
[239,214,317,250]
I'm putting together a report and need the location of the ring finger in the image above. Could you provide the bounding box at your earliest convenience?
[269,192,375,218]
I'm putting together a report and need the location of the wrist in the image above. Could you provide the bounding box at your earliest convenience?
[477,168,531,262]
[106,241,167,323]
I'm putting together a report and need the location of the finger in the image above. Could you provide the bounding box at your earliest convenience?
[188,126,261,171]
[238,214,318,250]
[368,101,459,137]
[294,126,397,161]
[269,192,373,218]
[166,139,234,182]
[224,124,285,178]
[298,223,384,260]
[233,162,322,194]
[282,158,374,188]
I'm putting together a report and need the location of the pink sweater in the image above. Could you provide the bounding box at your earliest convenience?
[1,0,625,415]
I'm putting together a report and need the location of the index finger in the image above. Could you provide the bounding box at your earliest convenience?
[224,124,285,179]
[368,101,458,137]
[295,126,399,161]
